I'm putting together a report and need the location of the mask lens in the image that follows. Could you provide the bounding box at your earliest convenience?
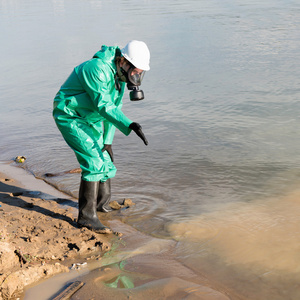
[128,68,145,86]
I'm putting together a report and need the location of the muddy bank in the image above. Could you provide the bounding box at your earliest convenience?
[0,164,231,300]
[73,220,232,300]
[25,220,231,300]
[0,166,113,300]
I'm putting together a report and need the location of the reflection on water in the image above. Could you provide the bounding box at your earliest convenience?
[24,221,230,300]
[1,0,300,298]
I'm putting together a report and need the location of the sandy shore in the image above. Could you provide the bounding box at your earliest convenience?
[0,163,115,299]
[0,162,231,300]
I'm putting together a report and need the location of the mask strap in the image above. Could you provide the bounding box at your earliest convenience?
[116,60,128,83]
[114,74,121,92]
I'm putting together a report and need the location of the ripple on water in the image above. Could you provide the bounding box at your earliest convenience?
[105,193,172,238]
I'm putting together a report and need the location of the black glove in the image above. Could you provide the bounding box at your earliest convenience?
[129,122,148,145]
[101,144,114,162]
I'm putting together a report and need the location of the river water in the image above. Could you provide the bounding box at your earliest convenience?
[1,0,300,299]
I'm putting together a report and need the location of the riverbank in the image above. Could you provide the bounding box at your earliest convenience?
[0,163,114,299]
[0,162,231,300]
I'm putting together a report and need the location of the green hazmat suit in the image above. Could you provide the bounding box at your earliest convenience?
[53,45,133,182]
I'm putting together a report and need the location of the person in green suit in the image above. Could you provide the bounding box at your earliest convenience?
[53,40,150,233]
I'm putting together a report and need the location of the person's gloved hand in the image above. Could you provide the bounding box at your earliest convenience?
[102,144,114,162]
[129,122,148,145]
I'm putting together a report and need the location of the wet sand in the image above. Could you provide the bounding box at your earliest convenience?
[0,163,230,300]
[25,221,230,300]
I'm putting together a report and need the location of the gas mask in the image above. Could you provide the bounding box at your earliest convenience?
[116,61,145,101]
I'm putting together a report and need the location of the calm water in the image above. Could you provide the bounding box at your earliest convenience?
[1,0,300,298]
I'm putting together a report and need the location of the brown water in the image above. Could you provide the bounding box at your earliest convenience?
[24,220,229,300]
[23,176,300,299]
[1,0,300,298]
[169,188,300,299]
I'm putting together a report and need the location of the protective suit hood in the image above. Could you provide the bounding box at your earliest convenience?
[93,45,121,67]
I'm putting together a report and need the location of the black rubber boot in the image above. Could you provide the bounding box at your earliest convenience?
[77,179,111,234]
[97,179,113,212]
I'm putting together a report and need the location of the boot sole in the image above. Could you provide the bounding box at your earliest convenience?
[78,223,112,234]
[97,207,113,213]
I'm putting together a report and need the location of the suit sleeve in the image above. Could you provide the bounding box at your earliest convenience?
[77,60,132,136]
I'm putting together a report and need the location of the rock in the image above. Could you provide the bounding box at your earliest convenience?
[123,198,135,207]
[109,201,122,210]
[109,198,135,210]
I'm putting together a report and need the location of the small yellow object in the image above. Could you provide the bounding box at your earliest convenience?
[15,156,26,163]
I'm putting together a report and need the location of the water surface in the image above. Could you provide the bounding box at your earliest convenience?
[1,0,300,299]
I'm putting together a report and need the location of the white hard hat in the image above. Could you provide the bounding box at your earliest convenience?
[121,40,150,71]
